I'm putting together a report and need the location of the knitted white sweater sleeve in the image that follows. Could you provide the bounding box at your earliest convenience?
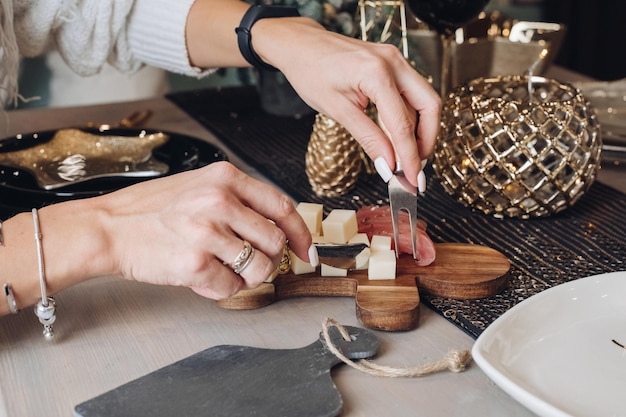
[12,0,211,78]
[128,0,211,77]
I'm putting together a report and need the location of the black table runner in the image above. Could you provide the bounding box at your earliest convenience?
[168,86,626,339]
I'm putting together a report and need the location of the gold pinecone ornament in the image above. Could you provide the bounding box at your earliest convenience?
[305,111,376,197]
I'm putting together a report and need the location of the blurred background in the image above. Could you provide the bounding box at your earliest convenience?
[14,0,626,110]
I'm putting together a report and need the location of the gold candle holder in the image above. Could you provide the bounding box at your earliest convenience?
[432,75,602,219]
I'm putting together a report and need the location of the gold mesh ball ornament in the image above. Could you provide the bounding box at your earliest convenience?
[305,109,376,197]
[432,75,602,219]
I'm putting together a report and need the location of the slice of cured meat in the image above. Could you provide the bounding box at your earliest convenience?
[356,205,436,266]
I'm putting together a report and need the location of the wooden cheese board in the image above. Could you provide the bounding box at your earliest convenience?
[217,243,511,331]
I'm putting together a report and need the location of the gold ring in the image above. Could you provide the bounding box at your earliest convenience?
[277,243,291,274]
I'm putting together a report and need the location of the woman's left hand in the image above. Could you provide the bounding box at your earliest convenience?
[254,18,442,188]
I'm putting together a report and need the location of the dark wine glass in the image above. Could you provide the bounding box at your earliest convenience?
[406,0,489,96]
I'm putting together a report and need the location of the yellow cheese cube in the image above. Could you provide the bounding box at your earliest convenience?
[370,235,392,252]
[368,250,396,280]
[321,209,358,244]
[347,233,370,269]
[321,263,348,277]
[348,233,370,246]
[354,247,371,270]
[296,202,323,236]
[288,250,316,275]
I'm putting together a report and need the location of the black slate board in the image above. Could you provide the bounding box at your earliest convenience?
[168,86,626,339]
[75,325,379,417]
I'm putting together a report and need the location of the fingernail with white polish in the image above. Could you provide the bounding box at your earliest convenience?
[418,170,427,193]
[374,157,393,183]
[308,244,319,267]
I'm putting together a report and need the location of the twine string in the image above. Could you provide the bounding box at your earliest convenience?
[321,317,472,378]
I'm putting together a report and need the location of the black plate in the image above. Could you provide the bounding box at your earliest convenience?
[0,127,228,210]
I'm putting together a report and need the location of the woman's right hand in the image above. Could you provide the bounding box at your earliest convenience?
[41,162,316,301]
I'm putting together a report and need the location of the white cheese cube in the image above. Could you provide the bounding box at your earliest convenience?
[288,250,316,275]
[368,250,396,280]
[322,209,358,244]
[370,235,392,252]
[296,202,324,236]
[348,233,370,269]
[321,263,348,277]
[311,234,327,244]
[348,233,370,246]
[354,247,371,270]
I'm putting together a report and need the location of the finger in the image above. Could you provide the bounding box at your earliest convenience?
[224,169,314,264]
[343,68,430,187]
[395,66,442,162]
[177,251,245,300]
[221,237,277,288]
[188,262,245,300]
[175,194,281,288]
[389,92,440,185]
[218,201,287,265]
[375,95,420,178]
[331,102,398,181]
[192,196,285,285]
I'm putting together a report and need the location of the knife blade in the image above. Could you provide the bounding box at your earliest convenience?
[315,243,369,270]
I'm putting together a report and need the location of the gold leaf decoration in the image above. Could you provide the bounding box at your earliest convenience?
[0,129,169,190]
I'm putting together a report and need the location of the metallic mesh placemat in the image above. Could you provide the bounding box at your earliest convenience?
[169,87,626,339]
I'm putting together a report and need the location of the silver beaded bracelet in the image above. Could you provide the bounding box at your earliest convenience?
[32,208,56,340]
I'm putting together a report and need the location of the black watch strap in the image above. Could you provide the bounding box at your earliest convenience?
[235,5,300,72]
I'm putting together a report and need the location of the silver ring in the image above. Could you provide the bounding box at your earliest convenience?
[230,240,255,275]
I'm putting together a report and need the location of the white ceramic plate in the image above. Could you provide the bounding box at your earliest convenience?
[472,271,626,417]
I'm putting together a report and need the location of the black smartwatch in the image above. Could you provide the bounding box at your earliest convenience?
[235,5,300,72]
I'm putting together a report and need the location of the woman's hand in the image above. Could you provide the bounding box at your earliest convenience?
[68,162,314,300]
[253,18,442,188]
[184,2,441,188]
